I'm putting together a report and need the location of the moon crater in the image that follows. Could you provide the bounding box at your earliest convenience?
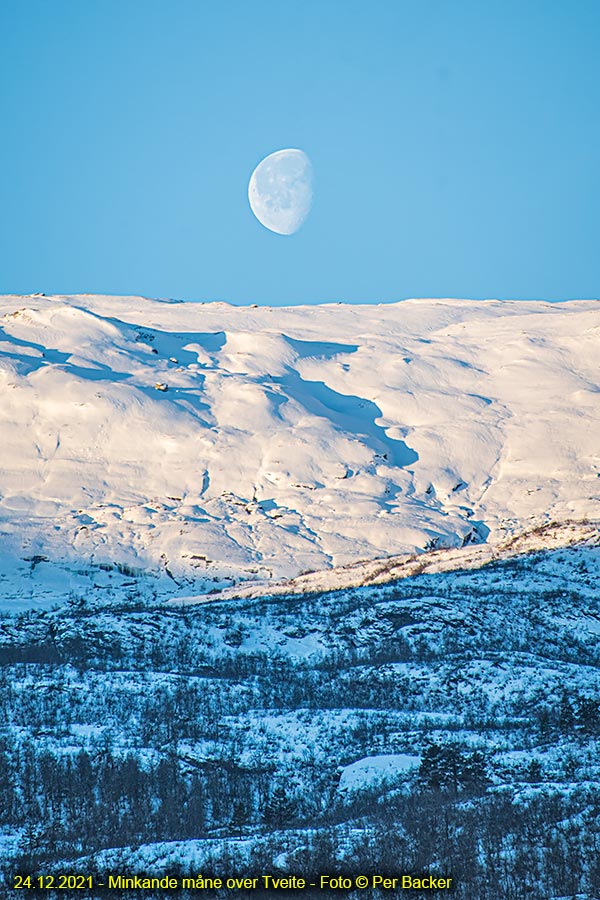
[248,148,313,235]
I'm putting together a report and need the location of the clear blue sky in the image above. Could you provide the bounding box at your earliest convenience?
[1,0,599,305]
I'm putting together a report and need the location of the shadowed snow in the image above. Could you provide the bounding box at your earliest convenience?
[0,294,599,606]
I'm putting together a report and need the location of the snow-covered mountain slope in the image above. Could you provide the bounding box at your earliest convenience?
[180,520,600,603]
[0,294,598,605]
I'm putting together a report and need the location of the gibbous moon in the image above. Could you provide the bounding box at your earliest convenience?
[248,148,313,235]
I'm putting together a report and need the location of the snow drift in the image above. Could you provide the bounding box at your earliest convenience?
[0,293,598,605]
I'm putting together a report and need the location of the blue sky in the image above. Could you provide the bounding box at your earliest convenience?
[1,0,599,305]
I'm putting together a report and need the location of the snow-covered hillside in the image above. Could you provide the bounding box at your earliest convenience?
[0,294,598,605]
[2,544,600,897]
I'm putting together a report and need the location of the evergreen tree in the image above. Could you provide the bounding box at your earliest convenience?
[419,743,488,795]
[263,785,296,828]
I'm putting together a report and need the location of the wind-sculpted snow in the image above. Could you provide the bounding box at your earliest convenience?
[0,294,599,606]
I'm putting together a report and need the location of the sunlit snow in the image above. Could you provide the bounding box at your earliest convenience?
[0,293,598,607]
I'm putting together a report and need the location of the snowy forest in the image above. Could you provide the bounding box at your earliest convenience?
[1,543,600,898]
